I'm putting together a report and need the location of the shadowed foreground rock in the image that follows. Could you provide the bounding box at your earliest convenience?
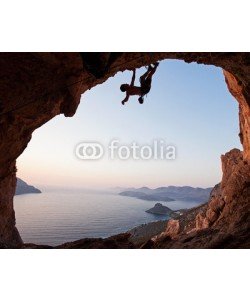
[19,233,135,249]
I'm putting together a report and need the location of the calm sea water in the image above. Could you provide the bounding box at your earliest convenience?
[14,187,200,246]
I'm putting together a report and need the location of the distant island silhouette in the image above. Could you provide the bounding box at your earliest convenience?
[15,178,41,195]
[119,186,212,203]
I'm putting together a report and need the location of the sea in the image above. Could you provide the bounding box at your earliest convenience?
[14,187,200,246]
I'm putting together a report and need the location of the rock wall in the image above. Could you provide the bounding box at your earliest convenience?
[224,70,250,160]
[192,148,249,235]
[147,149,250,248]
[0,52,249,247]
[0,162,22,246]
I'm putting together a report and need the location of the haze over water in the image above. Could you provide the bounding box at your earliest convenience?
[14,187,200,246]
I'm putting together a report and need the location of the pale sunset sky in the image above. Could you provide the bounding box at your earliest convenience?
[17,59,242,189]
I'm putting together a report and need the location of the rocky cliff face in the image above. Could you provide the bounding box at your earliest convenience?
[144,149,250,248]
[0,52,249,247]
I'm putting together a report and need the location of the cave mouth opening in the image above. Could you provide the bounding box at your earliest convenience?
[14,59,242,246]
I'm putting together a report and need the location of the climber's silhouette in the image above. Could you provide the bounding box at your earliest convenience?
[120,62,159,105]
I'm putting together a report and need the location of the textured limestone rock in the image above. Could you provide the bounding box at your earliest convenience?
[195,212,210,230]
[164,219,180,238]
[0,52,250,247]
[224,70,250,161]
[0,164,22,246]
[150,149,250,248]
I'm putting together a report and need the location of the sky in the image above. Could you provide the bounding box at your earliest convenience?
[17,59,242,189]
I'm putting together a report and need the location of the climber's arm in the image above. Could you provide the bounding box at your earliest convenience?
[122,93,130,105]
[130,69,136,86]
[147,62,159,79]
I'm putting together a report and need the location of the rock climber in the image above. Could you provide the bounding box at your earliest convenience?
[120,62,159,105]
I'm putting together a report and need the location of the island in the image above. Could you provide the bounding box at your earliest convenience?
[15,178,41,195]
[119,185,212,203]
[119,190,175,202]
[146,203,179,218]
